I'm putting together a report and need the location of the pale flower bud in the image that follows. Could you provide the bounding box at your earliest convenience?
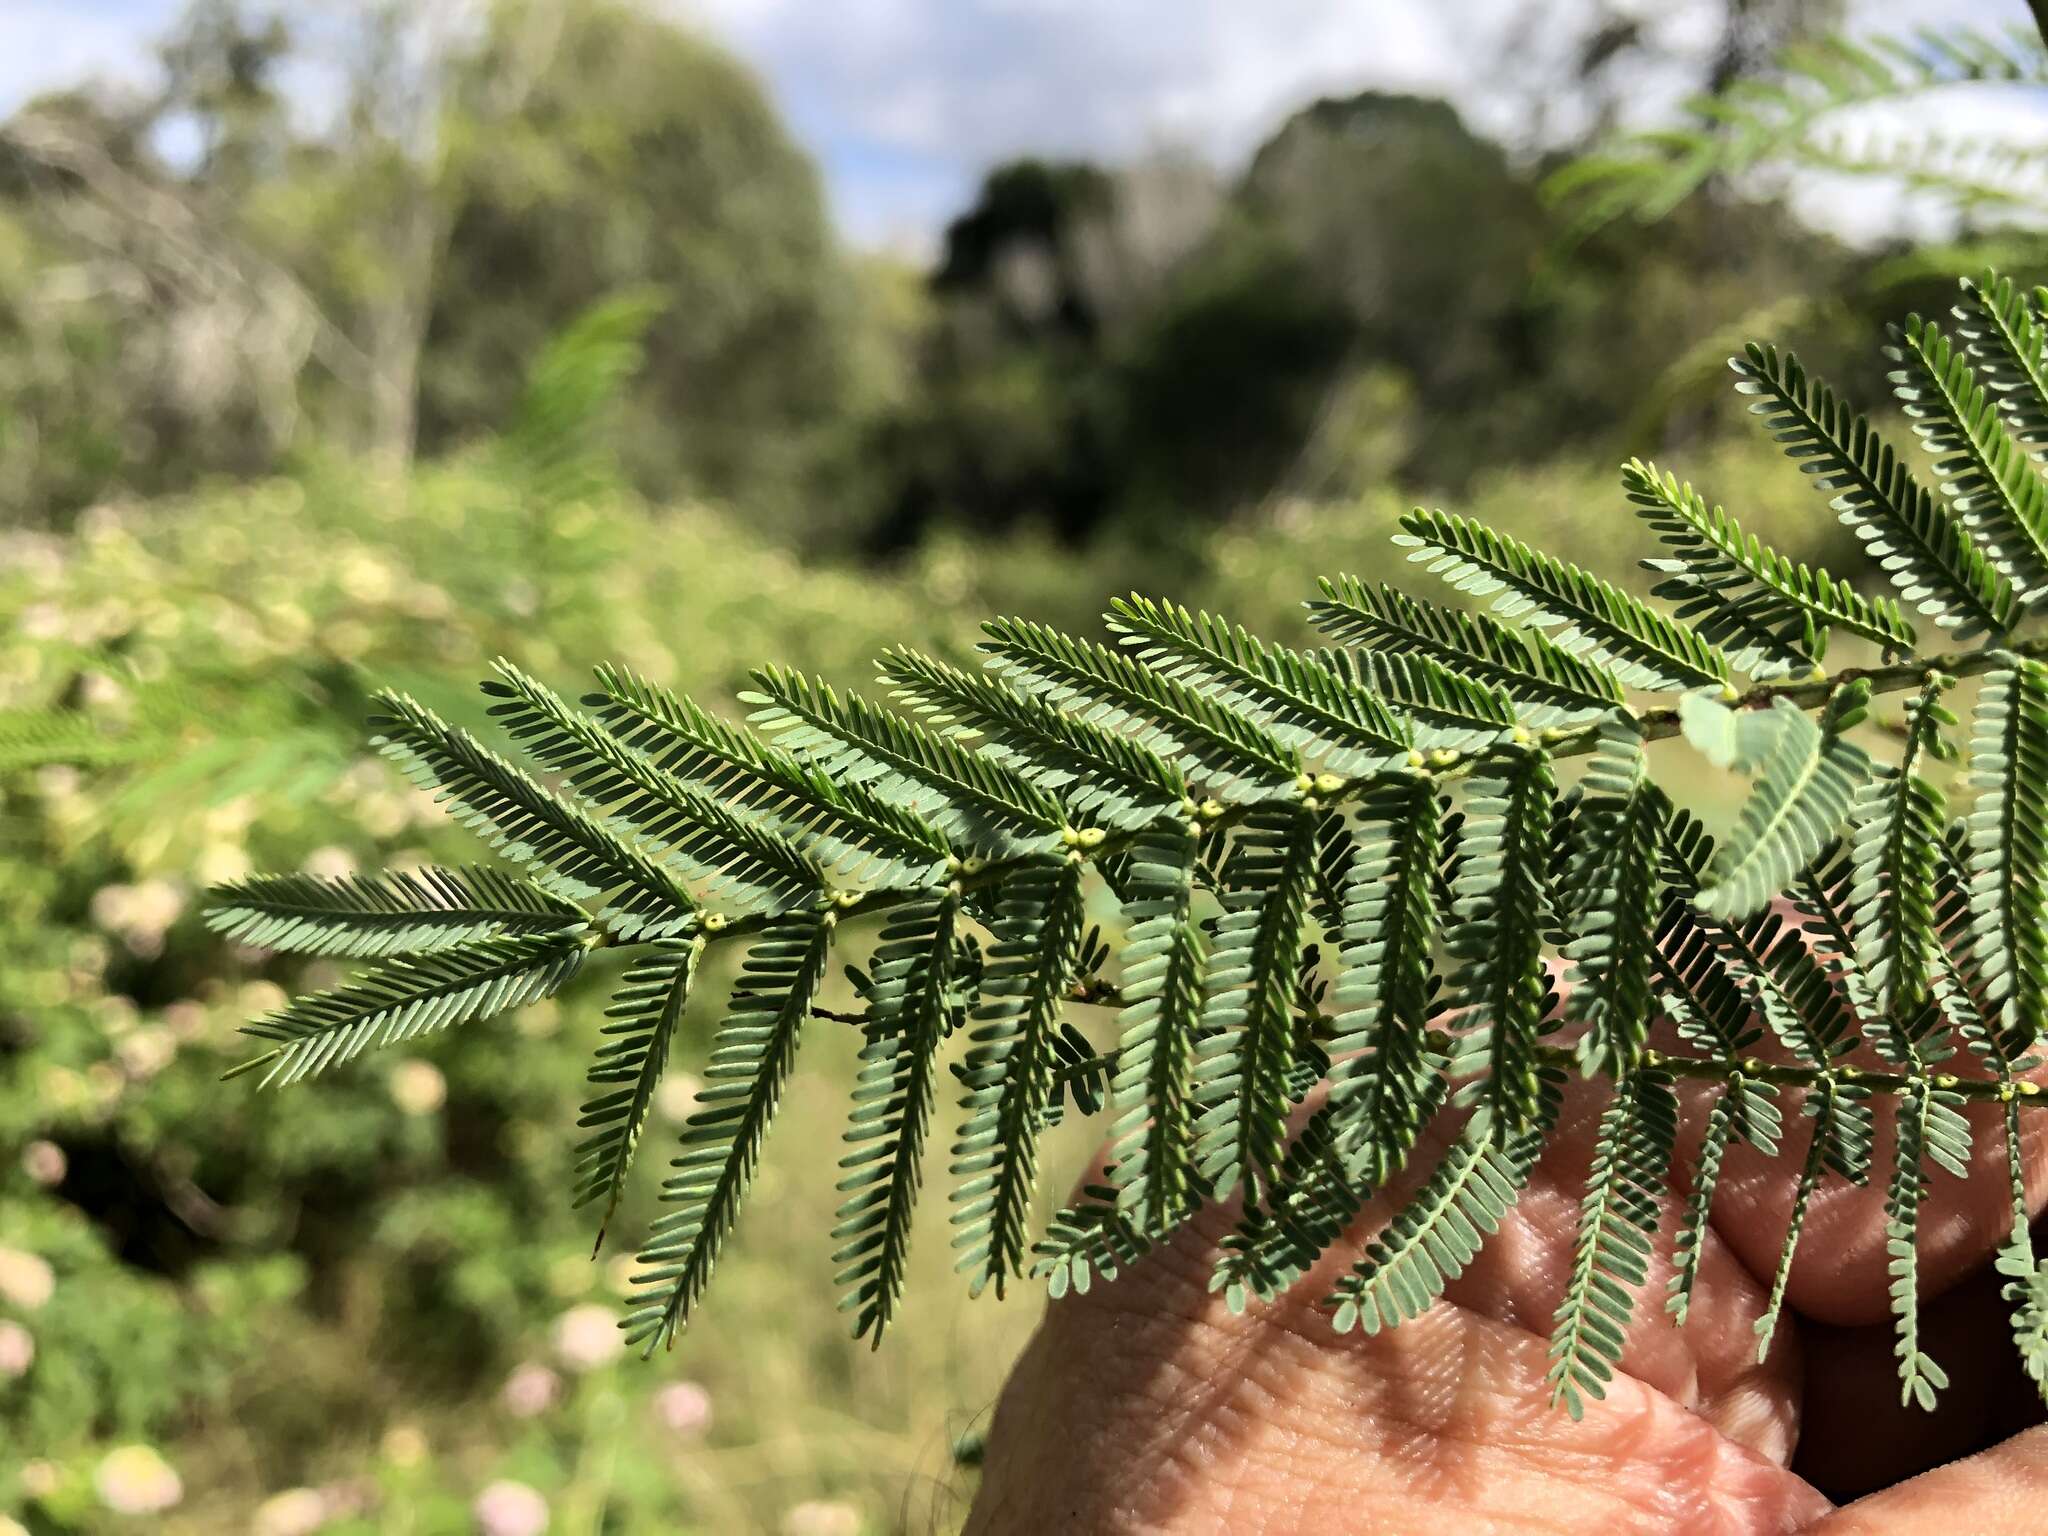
[472,1479,549,1536]
[380,1424,428,1467]
[21,1139,65,1187]
[782,1500,862,1536]
[655,1072,703,1122]
[19,1460,58,1498]
[0,1247,55,1310]
[253,1486,329,1536]
[551,1304,622,1373]
[94,1445,183,1515]
[500,1362,561,1419]
[0,1320,34,1378]
[388,1060,447,1116]
[651,1381,712,1438]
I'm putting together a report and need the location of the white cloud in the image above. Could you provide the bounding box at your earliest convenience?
[673,0,2038,246]
[0,0,174,108]
[2,0,2038,247]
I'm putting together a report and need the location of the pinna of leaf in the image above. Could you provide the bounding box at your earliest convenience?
[212,271,2048,1418]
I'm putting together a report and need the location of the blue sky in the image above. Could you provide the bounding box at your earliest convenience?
[1,0,2033,250]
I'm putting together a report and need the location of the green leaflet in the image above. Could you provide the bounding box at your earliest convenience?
[1732,342,2017,638]
[498,289,660,513]
[626,912,834,1352]
[1753,1084,1832,1363]
[0,706,151,772]
[1997,1237,2048,1407]
[1941,820,2046,1409]
[1668,1088,1739,1327]
[950,861,1086,1295]
[230,933,589,1088]
[1445,750,1556,1137]
[1031,1189,1154,1299]
[1754,1072,1877,1363]
[1193,806,1321,1200]
[1847,679,1955,1015]
[1954,270,2048,455]
[1677,688,1788,772]
[879,645,1186,833]
[1309,575,1625,728]
[1548,1070,1678,1419]
[1043,1021,1115,1125]
[1216,781,1451,1307]
[1688,688,1875,922]
[1547,25,2048,249]
[1108,595,1414,774]
[1886,1078,1972,1410]
[1319,646,1516,753]
[1965,661,2048,1047]
[1624,456,1915,658]
[1562,719,1667,1078]
[1792,844,1877,1005]
[373,689,697,941]
[1325,776,1444,1181]
[576,936,704,1245]
[205,865,586,958]
[1663,814,1863,1174]
[590,663,951,886]
[833,889,961,1344]
[1397,506,1732,692]
[1937,817,2031,1066]
[1889,313,2048,604]
[1327,1079,1559,1336]
[1107,824,1210,1234]
[745,665,1065,856]
[981,614,1301,797]
[485,661,824,915]
[1214,1102,1370,1309]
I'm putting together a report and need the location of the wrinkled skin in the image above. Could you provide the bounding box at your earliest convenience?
[966,1035,2048,1534]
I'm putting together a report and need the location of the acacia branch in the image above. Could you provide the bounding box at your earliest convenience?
[646,628,2048,950]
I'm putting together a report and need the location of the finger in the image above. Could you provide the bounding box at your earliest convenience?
[967,1211,1827,1536]
[1803,1423,2048,1534]
[968,1100,1824,1535]
[1791,1257,2048,1500]
[1473,1073,1804,1462]
[1652,902,2048,1326]
[1684,1068,2048,1328]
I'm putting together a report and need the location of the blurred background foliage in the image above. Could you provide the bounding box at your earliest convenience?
[1,0,2044,1530]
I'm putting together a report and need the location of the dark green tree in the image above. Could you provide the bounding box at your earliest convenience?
[422,0,863,534]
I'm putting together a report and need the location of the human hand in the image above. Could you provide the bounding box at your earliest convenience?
[965,1067,2048,1534]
